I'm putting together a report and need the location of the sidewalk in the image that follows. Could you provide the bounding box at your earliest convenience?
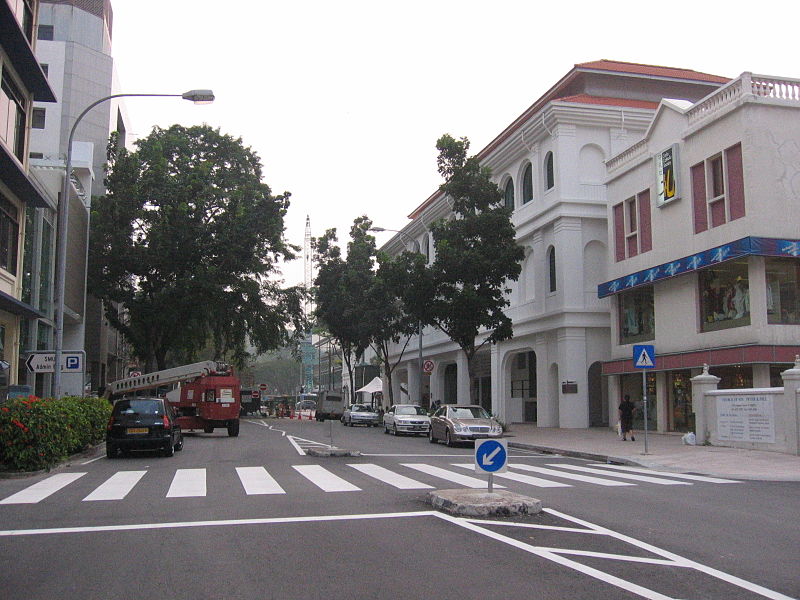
[506,424,800,482]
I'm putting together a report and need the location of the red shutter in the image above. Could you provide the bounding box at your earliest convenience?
[691,162,708,233]
[726,143,745,220]
[613,203,625,261]
[638,189,652,253]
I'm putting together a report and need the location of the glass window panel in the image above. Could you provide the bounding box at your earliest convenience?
[618,286,655,344]
[766,257,800,324]
[699,260,750,332]
[522,164,533,204]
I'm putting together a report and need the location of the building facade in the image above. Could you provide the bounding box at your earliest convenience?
[1,0,57,398]
[601,72,800,433]
[381,61,732,428]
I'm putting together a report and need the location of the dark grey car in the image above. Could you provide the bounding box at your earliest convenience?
[106,397,183,458]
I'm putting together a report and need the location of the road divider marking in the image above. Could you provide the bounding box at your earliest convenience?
[236,466,286,495]
[83,471,147,501]
[348,464,433,490]
[166,468,207,498]
[0,473,86,504]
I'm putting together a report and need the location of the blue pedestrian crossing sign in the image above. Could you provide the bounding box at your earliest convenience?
[474,439,508,473]
[633,345,656,369]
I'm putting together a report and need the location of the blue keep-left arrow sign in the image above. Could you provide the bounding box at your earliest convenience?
[474,439,508,473]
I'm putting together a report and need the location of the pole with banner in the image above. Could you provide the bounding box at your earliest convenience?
[632,345,655,454]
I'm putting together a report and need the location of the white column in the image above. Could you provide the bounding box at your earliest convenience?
[607,374,621,429]
[408,360,421,404]
[780,358,800,455]
[535,337,556,426]
[491,344,503,421]
[690,365,720,444]
[557,327,589,428]
[430,362,444,407]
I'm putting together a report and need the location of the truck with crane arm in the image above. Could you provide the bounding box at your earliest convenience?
[105,361,242,436]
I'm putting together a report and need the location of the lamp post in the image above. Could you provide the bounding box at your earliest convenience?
[370,226,425,406]
[53,90,214,398]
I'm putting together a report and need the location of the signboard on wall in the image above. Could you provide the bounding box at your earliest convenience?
[716,395,776,443]
[655,144,681,207]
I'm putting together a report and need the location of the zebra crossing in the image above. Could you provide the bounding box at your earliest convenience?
[0,462,739,505]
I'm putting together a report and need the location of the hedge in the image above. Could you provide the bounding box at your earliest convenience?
[0,396,111,472]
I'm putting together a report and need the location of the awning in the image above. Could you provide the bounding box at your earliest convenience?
[0,148,53,208]
[0,2,57,102]
[0,290,46,319]
[355,376,383,394]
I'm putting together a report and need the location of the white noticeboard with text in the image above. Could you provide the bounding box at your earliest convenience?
[716,395,775,443]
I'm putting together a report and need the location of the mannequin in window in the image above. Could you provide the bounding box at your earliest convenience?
[733,278,750,318]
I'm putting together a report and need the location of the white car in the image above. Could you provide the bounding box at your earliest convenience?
[383,404,431,436]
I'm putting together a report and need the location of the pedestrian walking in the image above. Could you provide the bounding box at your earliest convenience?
[618,394,636,441]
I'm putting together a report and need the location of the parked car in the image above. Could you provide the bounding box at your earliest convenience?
[315,391,345,421]
[383,404,430,436]
[106,397,183,458]
[341,403,381,427]
[428,404,503,446]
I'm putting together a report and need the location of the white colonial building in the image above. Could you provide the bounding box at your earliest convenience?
[379,60,731,428]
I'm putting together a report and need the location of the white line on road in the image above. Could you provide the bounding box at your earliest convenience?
[401,463,505,489]
[81,455,105,465]
[166,469,207,498]
[83,471,147,501]
[293,465,361,492]
[450,463,571,488]
[509,463,635,486]
[236,467,286,495]
[0,473,86,504]
[548,464,691,485]
[347,464,433,489]
[588,464,741,483]
[287,436,306,456]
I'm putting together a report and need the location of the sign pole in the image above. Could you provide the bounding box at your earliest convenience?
[642,371,649,455]
[488,472,493,494]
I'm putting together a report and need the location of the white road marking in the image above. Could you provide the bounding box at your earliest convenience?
[510,463,635,487]
[347,464,433,489]
[83,471,147,501]
[401,463,505,489]
[548,464,691,485]
[166,468,206,497]
[293,465,361,492]
[588,464,741,484]
[451,463,571,488]
[287,436,306,456]
[0,473,86,504]
[81,456,105,465]
[236,467,286,495]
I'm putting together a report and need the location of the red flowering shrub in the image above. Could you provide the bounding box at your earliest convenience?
[0,396,111,471]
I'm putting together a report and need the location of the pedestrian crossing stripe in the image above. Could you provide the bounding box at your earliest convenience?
[0,462,740,505]
[634,348,654,368]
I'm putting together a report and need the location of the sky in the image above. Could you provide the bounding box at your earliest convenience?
[109,0,799,288]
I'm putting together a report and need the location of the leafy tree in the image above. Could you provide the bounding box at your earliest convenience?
[88,125,306,371]
[390,134,525,399]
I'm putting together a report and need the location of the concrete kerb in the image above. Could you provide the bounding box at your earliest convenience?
[0,442,104,479]
[508,442,641,466]
[428,488,542,517]
[305,447,361,457]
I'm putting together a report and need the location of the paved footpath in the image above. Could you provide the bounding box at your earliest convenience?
[507,425,800,481]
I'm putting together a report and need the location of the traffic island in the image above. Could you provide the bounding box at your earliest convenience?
[305,447,361,457]
[428,489,542,517]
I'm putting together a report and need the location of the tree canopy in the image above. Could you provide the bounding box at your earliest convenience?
[88,125,306,371]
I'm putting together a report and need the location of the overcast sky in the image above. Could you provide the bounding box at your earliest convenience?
[109,0,798,287]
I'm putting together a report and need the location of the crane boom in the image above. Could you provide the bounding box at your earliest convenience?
[107,361,230,396]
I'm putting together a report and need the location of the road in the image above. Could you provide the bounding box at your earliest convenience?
[0,417,797,599]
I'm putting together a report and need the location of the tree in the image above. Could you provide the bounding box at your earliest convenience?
[88,125,306,371]
[390,134,525,400]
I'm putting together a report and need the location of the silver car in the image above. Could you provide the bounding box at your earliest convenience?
[429,404,503,446]
[383,404,430,436]
[341,404,381,427]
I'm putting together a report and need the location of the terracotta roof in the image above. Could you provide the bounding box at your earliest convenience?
[556,94,659,109]
[576,60,730,84]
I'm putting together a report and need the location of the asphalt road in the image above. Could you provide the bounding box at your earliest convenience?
[1,418,797,599]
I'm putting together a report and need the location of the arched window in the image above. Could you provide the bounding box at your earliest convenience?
[544,152,555,190]
[522,164,533,204]
[504,179,515,210]
[548,246,557,293]
[422,233,430,262]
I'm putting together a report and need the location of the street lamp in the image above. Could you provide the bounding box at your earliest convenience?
[53,90,215,398]
[370,226,425,406]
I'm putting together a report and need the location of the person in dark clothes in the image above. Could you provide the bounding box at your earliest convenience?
[618,394,636,441]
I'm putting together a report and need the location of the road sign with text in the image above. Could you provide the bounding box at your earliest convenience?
[25,352,84,373]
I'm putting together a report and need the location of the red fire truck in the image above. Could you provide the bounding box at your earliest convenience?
[106,361,242,436]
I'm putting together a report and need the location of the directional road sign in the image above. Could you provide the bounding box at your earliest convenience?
[633,344,656,369]
[25,352,84,374]
[474,438,508,473]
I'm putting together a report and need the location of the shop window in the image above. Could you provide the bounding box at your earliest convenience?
[0,193,20,275]
[699,260,750,331]
[618,286,654,344]
[0,72,28,161]
[709,365,752,389]
[766,257,800,324]
[504,179,514,210]
[522,164,533,204]
[691,143,745,233]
